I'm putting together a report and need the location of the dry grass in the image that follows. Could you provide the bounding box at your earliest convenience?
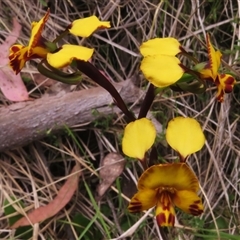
[0,0,240,239]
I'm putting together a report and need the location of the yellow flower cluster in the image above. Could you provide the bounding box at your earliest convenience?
[8,10,237,229]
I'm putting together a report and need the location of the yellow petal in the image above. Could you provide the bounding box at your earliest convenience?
[140,55,184,88]
[200,34,222,80]
[47,44,94,68]
[166,117,205,159]
[69,16,111,37]
[155,191,175,227]
[173,190,204,216]
[128,189,157,212]
[138,163,199,192]
[122,118,156,160]
[140,38,181,57]
[199,67,213,80]
[28,9,50,57]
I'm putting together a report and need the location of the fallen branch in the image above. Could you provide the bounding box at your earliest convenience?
[0,80,142,151]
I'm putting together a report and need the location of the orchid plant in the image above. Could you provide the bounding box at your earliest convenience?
[8,10,237,229]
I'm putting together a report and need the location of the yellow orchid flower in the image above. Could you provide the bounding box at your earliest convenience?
[199,34,236,102]
[9,10,50,74]
[9,10,111,73]
[140,38,184,88]
[128,163,203,227]
[122,118,156,160]
[166,117,205,161]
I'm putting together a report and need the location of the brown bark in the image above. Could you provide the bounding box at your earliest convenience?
[0,80,142,151]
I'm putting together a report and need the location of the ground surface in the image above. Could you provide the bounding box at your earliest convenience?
[0,1,240,239]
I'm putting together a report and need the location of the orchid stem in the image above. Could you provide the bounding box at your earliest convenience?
[76,60,136,122]
[53,30,69,44]
[180,46,199,65]
[138,83,155,119]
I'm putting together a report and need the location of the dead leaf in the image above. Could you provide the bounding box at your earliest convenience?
[10,163,81,228]
[96,153,125,200]
[0,18,29,101]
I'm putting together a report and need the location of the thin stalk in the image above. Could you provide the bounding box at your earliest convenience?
[138,83,155,119]
[76,60,136,122]
[53,29,69,44]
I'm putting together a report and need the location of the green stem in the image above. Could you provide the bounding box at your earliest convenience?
[53,29,69,44]
[180,46,199,65]
[38,60,82,84]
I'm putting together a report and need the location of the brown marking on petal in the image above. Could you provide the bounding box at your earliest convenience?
[189,203,203,216]
[168,212,175,225]
[9,59,22,74]
[224,85,234,93]
[156,212,175,227]
[10,45,22,53]
[189,210,202,215]
[158,190,173,211]
[128,201,142,212]
[9,54,15,61]
[215,75,220,84]
[129,200,141,206]
[189,203,200,209]
[223,75,236,93]
[128,197,143,212]
[156,213,166,226]
[206,34,213,70]
[217,74,236,101]
[189,208,203,216]
[224,75,235,85]
[155,190,176,226]
[9,49,28,74]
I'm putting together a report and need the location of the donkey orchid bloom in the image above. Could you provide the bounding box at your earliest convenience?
[9,10,111,73]
[128,163,203,227]
[166,117,205,161]
[199,34,236,102]
[9,10,50,74]
[140,38,184,88]
[122,118,156,160]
